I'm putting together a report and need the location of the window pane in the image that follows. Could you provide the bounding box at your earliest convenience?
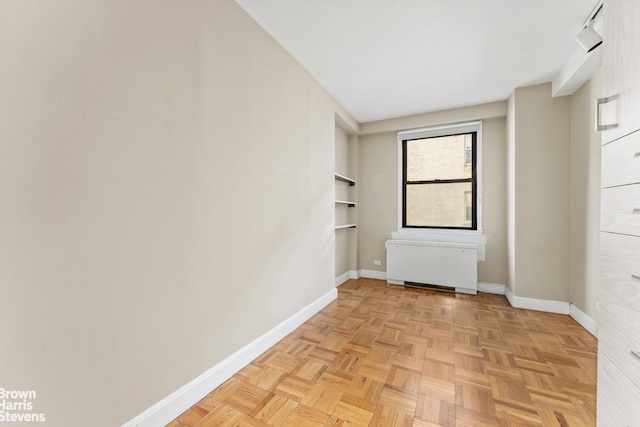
[406,182,473,227]
[406,134,472,181]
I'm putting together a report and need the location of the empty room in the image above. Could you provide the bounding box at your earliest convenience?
[1,0,638,426]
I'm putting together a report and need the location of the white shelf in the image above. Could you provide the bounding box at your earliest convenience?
[335,224,357,230]
[335,173,356,186]
[335,173,356,231]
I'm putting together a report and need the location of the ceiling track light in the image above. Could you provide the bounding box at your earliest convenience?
[575,0,604,53]
[575,24,603,52]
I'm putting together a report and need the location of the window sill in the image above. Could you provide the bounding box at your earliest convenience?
[391,229,486,261]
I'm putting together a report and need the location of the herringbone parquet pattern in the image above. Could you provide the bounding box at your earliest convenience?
[167,279,597,426]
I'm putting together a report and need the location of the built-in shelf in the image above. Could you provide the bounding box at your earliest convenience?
[335,224,357,230]
[335,173,356,186]
[334,172,356,231]
[335,200,357,207]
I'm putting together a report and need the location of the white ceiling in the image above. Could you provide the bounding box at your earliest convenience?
[234,0,598,123]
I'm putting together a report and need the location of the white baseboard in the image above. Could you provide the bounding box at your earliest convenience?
[358,269,386,280]
[361,277,576,319]
[335,271,349,287]
[504,287,570,314]
[570,304,598,337]
[121,288,338,427]
[478,282,506,295]
[335,270,359,287]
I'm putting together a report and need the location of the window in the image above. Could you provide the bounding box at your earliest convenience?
[398,122,481,230]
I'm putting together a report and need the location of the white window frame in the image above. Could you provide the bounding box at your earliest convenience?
[394,121,486,260]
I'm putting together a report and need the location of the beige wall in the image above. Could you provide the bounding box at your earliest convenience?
[335,126,350,178]
[360,101,507,136]
[508,83,572,301]
[347,134,359,273]
[358,131,399,271]
[507,93,517,293]
[358,104,509,285]
[335,126,350,277]
[480,118,509,285]
[0,1,355,426]
[570,70,601,320]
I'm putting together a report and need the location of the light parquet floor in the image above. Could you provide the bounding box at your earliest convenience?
[167,278,597,427]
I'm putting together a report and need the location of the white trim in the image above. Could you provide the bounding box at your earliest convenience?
[478,282,506,295]
[504,287,570,315]
[570,304,598,337]
[121,288,338,427]
[335,271,350,287]
[358,269,387,280]
[335,270,359,287]
[501,287,597,336]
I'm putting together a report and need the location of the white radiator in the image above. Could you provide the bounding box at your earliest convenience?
[385,239,478,294]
